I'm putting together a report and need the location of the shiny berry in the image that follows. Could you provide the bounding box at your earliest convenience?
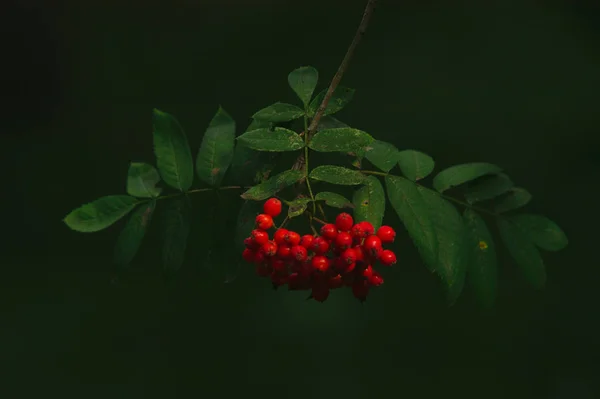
[334,232,353,250]
[277,244,292,259]
[244,237,259,250]
[359,221,375,236]
[335,213,354,232]
[363,235,383,256]
[368,272,384,286]
[273,228,288,245]
[353,245,365,262]
[272,258,287,272]
[255,214,273,230]
[379,249,397,266]
[320,224,338,240]
[311,255,330,272]
[362,265,374,278]
[284,231,301,246]
[376,225,396,243]
[300,234,314,249]
[242,248,255,263]
[351,223,367,240]
[328,274,343,289]
[341,248,358,265]
[261,240,278,257]
[290,245,308,262]
[250,229,269,245]
[310,236,330,254]
[254,251,266,264]
[263,198,282,217]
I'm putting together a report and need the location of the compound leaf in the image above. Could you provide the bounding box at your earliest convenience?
[494,188,532,213]
[126,162,162,198]
[64,195,138,233]
[314,192,354,209]
[509,214,568,252]
[352,176,385,230]
[433,162,502,193]
[196,106,236,187]
[288,66,319,107]
[114,200,156,267]
[397,150,435,181]
[241,170,304,201]
[308,86,355,117]
[309,128,374,153]
[309,166,366,185]
[464,173,513,204]
[252,102,305,123]
[288,198,313,218]
[237,128,304,152]
[364,140,400,173]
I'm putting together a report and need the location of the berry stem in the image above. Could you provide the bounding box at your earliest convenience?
[312,217,328,225]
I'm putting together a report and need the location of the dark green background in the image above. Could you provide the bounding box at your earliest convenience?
[3,0,599,397]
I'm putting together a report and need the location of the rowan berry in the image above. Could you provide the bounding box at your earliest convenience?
[329,274,343,289]
[244,237,259,250]
[242,248,255,263]
[255,214,273,230]
[261,240,278,257]
[359,221,375,236]
[290,245,308,262]
[254,251,266,264]
[362,264,374,279]
[284,231,301,246]
[351,223,367,241]
[312,286,330,302]
[320,224,338,240]
[379,249,397,266]
[376,225,396,243]
[363,235,383,257]
[277,244,292,259]
[250,229,269,245]
[341,248,358,265]
[352,280,369,302]
[271,258,287,272]
[310,236,330,254]
[300,234,314,249]
[368,272,384,286]
[335,213,354,232]
[311,255,330,272]
[334,231,353,250]
[274,228,288,245]
[353,245,365,262]
[263,198,282,217]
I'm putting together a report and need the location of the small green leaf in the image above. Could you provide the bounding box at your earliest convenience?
[288,198,313,218]
[235,200,263,254]
[494,188,532,213]
[252,102,305,123]
[397,150,435,181]
[433,162,502,193]
[364,140,400,173]
[63,195,139,233]
[385,176,438,271]
[309,166,366,185]
[237,128,304,152]
[114,200,156,267]
[352,176,385,230]
[497,217,546,289]
[162,197,191,273]
[509,214,568,251]
[316,116,349,131]
[246,119,273,131]
[308,86,355,117]
[241,170,304,201]
[464,173,513,204]
[126,162,162,198]
[309,128,374,153]
[152,109,194,192]
[288,66,319,107]
[463,209,497,309]
[314,192,354,209]
[196,107,236,187]
[418,187,468,304]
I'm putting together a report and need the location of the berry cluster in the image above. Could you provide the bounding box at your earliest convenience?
[241,198,398,303]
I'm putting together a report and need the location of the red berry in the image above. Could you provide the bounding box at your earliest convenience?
[255,214,274,230]
[376,225,396,243]
[352,280,369,302]
[359,221,375,236]
[368,272,384,286]
[242,248,255,263]
[334,232,353,250]
[363,235,383,256]
[277,244,292,259]
[335,213,354,232]
[341,248,358,265]
[310,236,330,254]
[312,286,330,302]
[244,237,259,250]
[254,250,266,264]
[271,258,287,272]
[320,224,338,240]
[290,245,308,262]
[261,240,278,257]
[300,234,314,249]
[362,265,374,278]
[250,229,269,245]
[255,263,270,277]
[263,198,282,217]
[329,274,343,289]
[379,249,397,266]
[284,231,301,246]
[274,228,288,245]
[271,271,288,287]
[351,223,367,241]
[311,255,330,272]
[353,245,365,262]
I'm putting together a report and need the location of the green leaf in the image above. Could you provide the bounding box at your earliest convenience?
[352,176,385,230]
[308,86,355,117]
[241,170,304,201]
[288,198,313,218]
[316,116,349,131]
[152,109,194,192]
[433,162,502,193]
[364,140,400,173]
[418,187,468,304]
[309,166,366,185]
[494,187,532,213]
[308,128,374,153]
[288,66,319,107]
[497,217,546,289]
[196,107,236,187]
[236,128,304,152]
[229,120,273,185]
[314,192,354,209]
[464,173,513,204]
[385,176,438,271]
[126,162,162,198]
[252,102,305,123]
[397,150,435,182]
[509,214,568,251]
[463,209,497,309]
[63,195,138,233]
[162,197,191,273]
[114,200,156,267]
[235,200,263,254]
